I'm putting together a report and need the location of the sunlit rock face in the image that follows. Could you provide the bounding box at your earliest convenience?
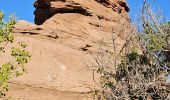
[34,0,129,25]
[4,0,133,100]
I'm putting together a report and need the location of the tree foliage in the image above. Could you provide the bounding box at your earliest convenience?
[0,11,31,98]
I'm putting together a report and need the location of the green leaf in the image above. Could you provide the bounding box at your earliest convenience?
[7,33,14,43]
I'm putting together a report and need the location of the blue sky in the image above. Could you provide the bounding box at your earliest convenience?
[0,0,170,23]
[127,0,170,21]
[0,0,35,22]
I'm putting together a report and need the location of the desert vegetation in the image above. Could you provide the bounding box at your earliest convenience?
[0,11,31,99]
[93,1,170,100]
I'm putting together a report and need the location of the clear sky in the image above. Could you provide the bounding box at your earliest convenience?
[0,0,35,22]
[127,0,170,21]
[0,0,170,23]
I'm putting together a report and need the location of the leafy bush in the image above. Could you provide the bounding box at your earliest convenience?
[0,11,31,98]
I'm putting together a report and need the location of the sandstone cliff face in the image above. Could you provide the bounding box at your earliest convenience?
[3,0,131,100]
[34,0,129,25]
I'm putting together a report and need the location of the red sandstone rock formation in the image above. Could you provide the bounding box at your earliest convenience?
[1,0,132,99]
[34,0,129,25]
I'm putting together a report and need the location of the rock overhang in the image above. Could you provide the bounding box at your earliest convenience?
[34,0,129,25]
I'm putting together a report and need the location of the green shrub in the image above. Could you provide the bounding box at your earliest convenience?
[0,11,31,98]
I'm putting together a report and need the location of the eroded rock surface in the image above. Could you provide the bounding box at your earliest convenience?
[34,0,129,25]
[2,0,132,100]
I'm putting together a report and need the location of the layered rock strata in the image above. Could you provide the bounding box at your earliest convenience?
[34,0,129,25]
[2,0,132,99]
